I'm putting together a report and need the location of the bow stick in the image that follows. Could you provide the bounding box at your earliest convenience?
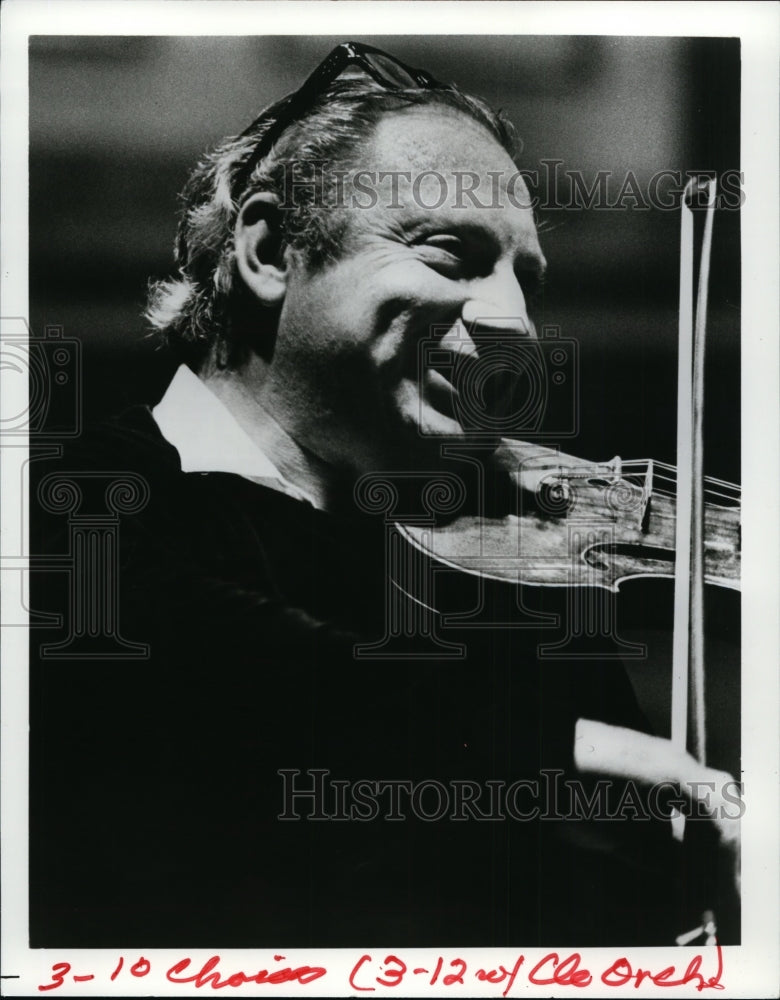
[671,176,718,947]
[672,176,716,841]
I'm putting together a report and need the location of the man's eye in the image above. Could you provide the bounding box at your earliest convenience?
[413,233,491,280]
[422,234,465,257]
[417,234,477,276]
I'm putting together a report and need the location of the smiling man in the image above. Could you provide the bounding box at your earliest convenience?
[30,43,739,949]
[150,69,546,490]
[209,109,543,479]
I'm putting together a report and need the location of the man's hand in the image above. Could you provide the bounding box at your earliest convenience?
[574,718,741,876]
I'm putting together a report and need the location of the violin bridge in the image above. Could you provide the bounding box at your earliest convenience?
[640,459,654,532]
[607,456,653,531]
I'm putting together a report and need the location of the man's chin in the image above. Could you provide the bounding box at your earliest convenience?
[389,384,502,468]
[393,407,501,467]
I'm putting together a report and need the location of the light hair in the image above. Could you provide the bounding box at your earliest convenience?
[146,80,517,370]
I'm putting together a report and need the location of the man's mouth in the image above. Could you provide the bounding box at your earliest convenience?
[424,350,521,432]
[424,364,460,421]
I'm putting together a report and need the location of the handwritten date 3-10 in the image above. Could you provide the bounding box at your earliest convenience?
[37,947,725,995]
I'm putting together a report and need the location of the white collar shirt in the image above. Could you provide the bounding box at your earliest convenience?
[152,364,316,507]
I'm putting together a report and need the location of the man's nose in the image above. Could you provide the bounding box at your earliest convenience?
[463,266,535,339]
[437,295,533,363]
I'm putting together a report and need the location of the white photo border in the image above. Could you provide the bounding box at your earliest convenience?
[2,2,778,997]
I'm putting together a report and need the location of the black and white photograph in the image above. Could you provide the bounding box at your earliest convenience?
[1,2,778,996]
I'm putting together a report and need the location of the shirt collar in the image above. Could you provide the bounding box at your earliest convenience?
[152,365,316,506]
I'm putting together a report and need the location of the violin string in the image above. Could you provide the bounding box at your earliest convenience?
[650,462,740,495]
[549,462,740,508]
[564,476,738,505]
[704,490,741,504]
[545,457,739,495]
[641,471,739,501]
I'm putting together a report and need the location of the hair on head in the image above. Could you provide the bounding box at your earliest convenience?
[146,79,517,371]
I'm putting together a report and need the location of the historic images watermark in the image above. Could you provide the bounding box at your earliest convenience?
[278,768,744,823]
[277,161,745,213]
[0,317,149,657]
[417,324,578,440]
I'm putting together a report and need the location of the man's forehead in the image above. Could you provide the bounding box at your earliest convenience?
[368,105,518,179]
[333,105,538,239]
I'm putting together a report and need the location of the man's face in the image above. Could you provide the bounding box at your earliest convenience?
[261,106,547,475]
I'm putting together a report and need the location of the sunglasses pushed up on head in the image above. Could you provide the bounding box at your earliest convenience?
[177,42,448,268]
[231,42,448,197]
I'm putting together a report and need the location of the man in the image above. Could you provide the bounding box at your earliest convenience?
[30,42,738,948]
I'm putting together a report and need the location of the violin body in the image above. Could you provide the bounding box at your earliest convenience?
[399,439,740,593]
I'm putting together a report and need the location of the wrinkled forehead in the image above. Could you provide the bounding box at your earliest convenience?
[340,106,538,239]
[370,105,518,176]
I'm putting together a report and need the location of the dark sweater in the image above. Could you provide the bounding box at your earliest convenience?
[28,407,734,947]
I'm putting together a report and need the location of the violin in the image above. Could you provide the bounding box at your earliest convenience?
[398,439,740,593]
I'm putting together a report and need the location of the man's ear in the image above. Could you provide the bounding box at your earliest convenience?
[234,192,288,306]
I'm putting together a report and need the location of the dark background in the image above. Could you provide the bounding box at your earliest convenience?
[29,35,741,475]
[28,35,741,771]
